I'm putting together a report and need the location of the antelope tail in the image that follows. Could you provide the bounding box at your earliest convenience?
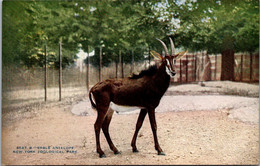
[89,91,97,109]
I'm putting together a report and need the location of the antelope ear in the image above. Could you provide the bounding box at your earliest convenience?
[175,51,188,60]
[151,50,163,60]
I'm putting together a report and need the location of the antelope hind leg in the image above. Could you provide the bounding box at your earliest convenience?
[94,106,108,158]
[102,107,120,155]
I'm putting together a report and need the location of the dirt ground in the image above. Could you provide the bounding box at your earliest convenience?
[2,81,259,165]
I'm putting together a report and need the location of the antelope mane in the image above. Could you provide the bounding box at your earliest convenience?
[129,65,158,79]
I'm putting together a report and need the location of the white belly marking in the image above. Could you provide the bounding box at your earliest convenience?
[109,102,144,112]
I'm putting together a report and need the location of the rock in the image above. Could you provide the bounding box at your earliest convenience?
[71,101,95,116]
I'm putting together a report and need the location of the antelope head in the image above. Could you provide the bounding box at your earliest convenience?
[151,38,187,77]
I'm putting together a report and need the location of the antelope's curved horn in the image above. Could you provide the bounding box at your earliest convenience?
[156,38,169,56]
[169,37,175,56]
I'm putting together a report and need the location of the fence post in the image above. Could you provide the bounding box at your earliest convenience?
[115,53,118,78]
[44,44,47,101]
[215,54,217,80]
[186,54,188,82]
[194,54,197,82]
[144,49,147,69]
[99,46,102,82]
[240,54,243,81]
[86,45,89,91]
[59,42,62,101]
[204,52,211,81]
[250,53,253,81]
[148,46,151,66]
[180,59,182,83]
[201,51,204,75]
[192,54,194,81]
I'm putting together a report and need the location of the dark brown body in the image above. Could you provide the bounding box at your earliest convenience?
[91,64,170,109]
[89,63,170,157]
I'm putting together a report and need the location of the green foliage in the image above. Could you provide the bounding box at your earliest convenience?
[3,1,79,67]
[3,0,169,68]
[3,0,258,69]
[167,0,259,54]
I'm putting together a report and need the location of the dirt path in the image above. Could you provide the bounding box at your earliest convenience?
[2,104,259,165]
[72,95,259,124]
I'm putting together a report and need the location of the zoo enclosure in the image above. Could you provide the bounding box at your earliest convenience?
[2,48,259,111]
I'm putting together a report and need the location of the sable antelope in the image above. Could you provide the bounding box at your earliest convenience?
[89,38,187,158]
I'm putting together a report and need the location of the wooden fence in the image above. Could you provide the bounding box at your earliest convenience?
[170,52,259,83]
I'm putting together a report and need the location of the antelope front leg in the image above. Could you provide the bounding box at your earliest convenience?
[131,109,147,153]
[148,109,165,155]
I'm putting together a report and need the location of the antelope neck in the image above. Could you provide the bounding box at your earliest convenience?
[147,62,171,98]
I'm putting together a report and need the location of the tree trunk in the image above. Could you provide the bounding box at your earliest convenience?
[186,54,188,82]
[59,42,62,101]
[249,53,253,81]
[44,44,47,101]
[99,46,102,82]
[194,53,197,81]
[119,50,124,78]
[221,49,234,81]
[86,45,89,91]
[240,54,243,81]
[202,53,211,81]
[148,46,151,66]
[131,50,134,73]
[115,53,118,78]
[121,53,124,78]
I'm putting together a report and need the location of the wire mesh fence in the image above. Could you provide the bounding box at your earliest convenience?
[2,52,259,112]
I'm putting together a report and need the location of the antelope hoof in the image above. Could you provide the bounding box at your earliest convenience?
[158,151,166,156]
[133,149,139,153]
[114,151,121,155]
[99,154,106,158]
